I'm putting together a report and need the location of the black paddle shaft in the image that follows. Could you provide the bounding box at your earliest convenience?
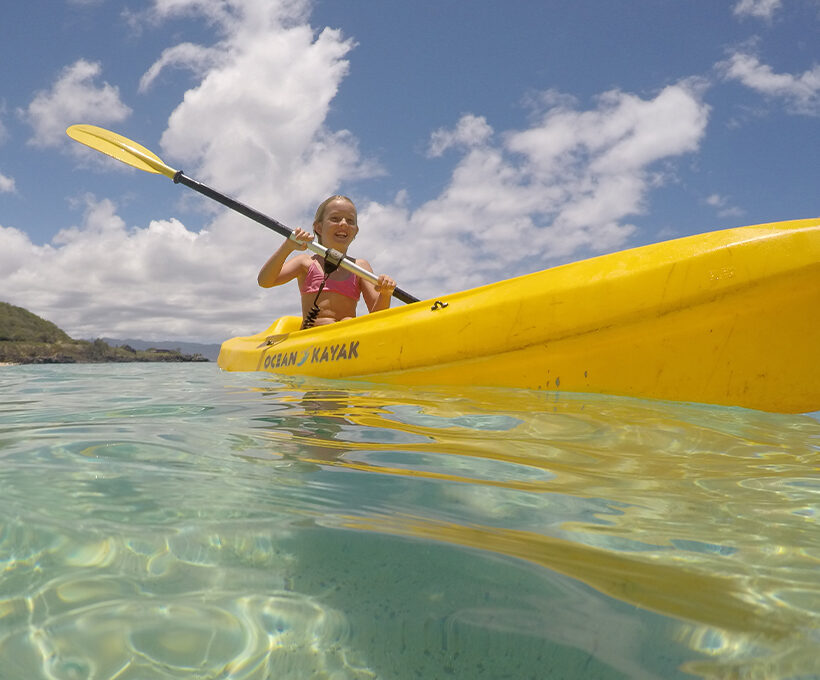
[173,171,419,305]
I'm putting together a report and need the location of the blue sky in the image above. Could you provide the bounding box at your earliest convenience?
[1,0,818,342]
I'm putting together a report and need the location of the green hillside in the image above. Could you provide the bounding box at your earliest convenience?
[0,301,208,364]
[0,302,72,342]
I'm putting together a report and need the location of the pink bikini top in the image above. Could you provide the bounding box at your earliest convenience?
[299,259,362,300]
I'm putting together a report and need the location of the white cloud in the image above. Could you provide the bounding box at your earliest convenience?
[24,60,132,149]
[428,114,494,157]
[0,224,36,270]
[706,193,744,218]
[140,0,377,225]
[355,82,710,299]
[1,195,273,341]
[138,43,222,92]
[733,0,782,20]
[0,110,16,193]
[0,172,16,193]
[720,51,820,115]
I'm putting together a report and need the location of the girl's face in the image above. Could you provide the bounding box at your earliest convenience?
[314,198,358,251]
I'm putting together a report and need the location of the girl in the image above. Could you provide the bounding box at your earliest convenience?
[257,195,396,327]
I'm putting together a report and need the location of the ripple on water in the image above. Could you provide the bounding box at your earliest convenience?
[0,526,373,679]
[1,365,819,679]
[7,591,372,680]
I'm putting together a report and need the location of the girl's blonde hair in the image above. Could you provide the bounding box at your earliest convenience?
[313,195,356,225]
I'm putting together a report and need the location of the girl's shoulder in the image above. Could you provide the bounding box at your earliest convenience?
[291,252,315,269]
[284,252,315,282]
[353,257,374,272]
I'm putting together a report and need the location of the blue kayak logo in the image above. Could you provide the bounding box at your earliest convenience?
[263,340,360,371]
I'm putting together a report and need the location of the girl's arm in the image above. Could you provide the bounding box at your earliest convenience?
[358,259,396,313]
[258,229,313,288]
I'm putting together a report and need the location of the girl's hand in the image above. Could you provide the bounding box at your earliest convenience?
[290,228,314,251]
[375,274,396,296]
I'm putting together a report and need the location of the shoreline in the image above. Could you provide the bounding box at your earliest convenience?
[0,362,20,367]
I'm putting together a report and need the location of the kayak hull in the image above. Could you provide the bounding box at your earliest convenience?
[218,218,820,413]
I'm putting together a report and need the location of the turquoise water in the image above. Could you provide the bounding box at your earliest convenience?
[1,363,818,679]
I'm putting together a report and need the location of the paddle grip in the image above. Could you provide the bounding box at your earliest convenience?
[173,172,419,304]
[391,287,418,305]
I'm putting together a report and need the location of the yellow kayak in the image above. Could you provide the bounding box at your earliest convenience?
[219,217,820,413]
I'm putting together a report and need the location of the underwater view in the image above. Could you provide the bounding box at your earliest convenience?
[0,363,818,679]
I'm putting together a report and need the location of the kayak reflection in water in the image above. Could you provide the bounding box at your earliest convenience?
[257,195,396,329]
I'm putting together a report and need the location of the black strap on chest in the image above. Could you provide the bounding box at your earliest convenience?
[301,249,345,330]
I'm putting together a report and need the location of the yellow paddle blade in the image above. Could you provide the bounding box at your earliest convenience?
[66,124,177,179]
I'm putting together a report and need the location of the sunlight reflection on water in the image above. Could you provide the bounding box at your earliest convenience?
[0,364,818,679]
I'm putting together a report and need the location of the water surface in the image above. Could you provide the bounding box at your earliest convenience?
[1,364,818,679]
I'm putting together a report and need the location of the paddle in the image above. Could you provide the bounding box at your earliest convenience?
[65,124,419,304]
